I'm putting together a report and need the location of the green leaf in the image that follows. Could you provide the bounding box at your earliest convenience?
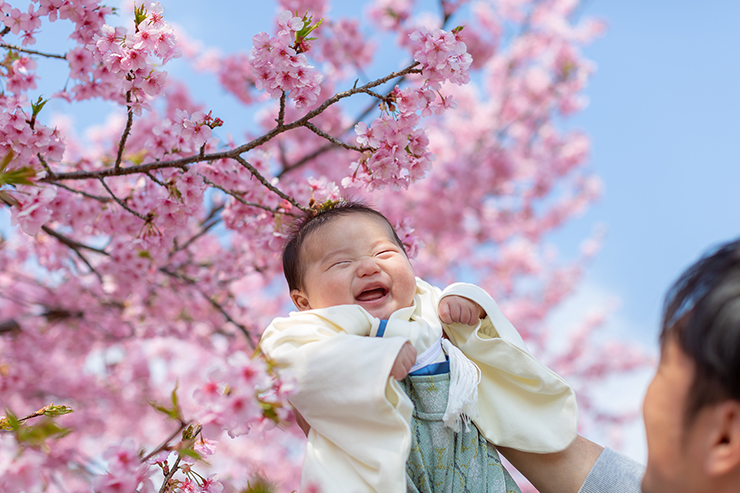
[1,409,19,431]
[0,149,14,173]
[42,404,74,417]
[148,384,182,421]
[133,2,148,28]
[0,167,37,187]
[171,383,179,410]
[177,448,202,461]
[31,96,48,119]
[15,417,72,447]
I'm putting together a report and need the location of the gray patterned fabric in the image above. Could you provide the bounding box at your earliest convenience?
[578,447,644,493]
[400,373,522,493]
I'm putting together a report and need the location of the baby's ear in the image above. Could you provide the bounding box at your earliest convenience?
[290,289,312,311]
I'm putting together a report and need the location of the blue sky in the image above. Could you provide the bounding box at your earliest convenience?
[553,1,740,345]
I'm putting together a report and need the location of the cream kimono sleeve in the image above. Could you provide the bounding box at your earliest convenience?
[440,282,579,453]
[260,305,414,493]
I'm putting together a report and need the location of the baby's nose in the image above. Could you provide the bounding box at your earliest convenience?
[356,257,380,276]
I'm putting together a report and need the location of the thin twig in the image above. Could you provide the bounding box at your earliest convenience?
[159,268,254,345]
[145,171,166,186]
[42,63,422,184]
[277,91,287,126]
[158,455,182,493]
[41,226,109,256]
[0,42,67,60]
[98,178,149,221]
[141,421,188,463]
[42,226,107,283]
[303,122,368,152]
[231,156,309,213]
[48,181,111,203]
[201,176,291,214]
[114,90,135,170]
[37,153,55,180]
[278,142,335,177]
[172,215,221,254]
[278,66,422,176]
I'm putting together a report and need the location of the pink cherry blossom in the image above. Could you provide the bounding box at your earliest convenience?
[0,2,651,492]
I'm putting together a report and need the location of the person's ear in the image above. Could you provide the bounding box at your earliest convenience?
[703,400,740,477]
[290,289,311,311]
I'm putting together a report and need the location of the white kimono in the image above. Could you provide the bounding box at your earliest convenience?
[260,278,577,493]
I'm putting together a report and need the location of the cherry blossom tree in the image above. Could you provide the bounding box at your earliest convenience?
[0,0,649,491]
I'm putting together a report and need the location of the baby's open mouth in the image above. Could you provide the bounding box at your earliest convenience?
[356,287,388,302]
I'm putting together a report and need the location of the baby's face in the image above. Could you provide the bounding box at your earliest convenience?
[290,214,417,319]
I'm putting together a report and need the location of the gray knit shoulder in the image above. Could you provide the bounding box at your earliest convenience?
[578,447,645,493]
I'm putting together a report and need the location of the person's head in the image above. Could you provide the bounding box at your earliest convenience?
[282,200,416,319]
[642,239,740,493]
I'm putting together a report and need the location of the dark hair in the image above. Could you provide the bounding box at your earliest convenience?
[661,238,740,423]
[282,200,407,292]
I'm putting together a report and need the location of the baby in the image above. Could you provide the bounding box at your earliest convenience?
[260,200,577,493]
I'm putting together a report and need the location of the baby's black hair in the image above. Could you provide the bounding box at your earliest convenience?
[282,199,407,292]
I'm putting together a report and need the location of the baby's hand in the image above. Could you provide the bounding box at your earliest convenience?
[439,295,486,326]
[390,341,417,380]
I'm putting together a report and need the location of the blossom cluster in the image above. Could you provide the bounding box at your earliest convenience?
[192,353,285,439]
[92,439,156,493]
[249,11,323,108]
[64,2,180,112]
[410,26,473,90]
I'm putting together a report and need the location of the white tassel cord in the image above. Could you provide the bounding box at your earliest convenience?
[441,339,481,432]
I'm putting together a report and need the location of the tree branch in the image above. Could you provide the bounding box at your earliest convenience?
[303,122,369,153]
[230,156,309,213]
[0,319,20,334]
[42,226,107,283]
[42,63,423,185]
[98,178,149,221]
[201,176,295,215]
[47,182,111,203]
[0,42,67,60]
[141,421,188,463]
[41,226,109,256]
[37,153,56,180]
[277,91,287,126]
[115,90,135,170]
[159,268,254,346]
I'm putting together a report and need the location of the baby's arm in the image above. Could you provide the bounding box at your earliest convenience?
[439,295,486,326]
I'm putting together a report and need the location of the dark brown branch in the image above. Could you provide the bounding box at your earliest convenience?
[303,122,368,153]
[159,268,253,345]
[278,66,423,176]
[0,320,20,334]
[40,156,193,181]
[278,142,335,177]
[42,226,109,256]
[201,176,293,214]
[98,178,149,221]
[0,42,67,60]
[230,156,309,213]
[158,455,182,493]
[277,91,287,126]
[145,171,166,187]
[141,421,188,463]
[42,63,422,185]
[48,182,111,203]
[42,226,107,282]
[114,90,135,170]
[171,214,221,255]
[37,153,56,180]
